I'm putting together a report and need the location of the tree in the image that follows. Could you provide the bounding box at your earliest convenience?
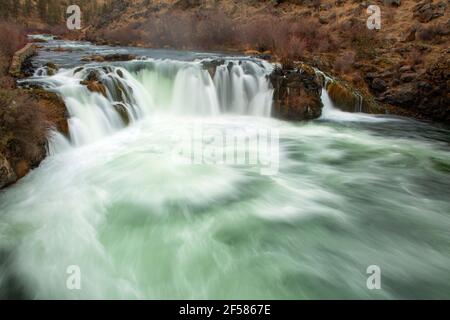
[0,0,12,18]
[11,0,20,17]
[47,0,61,25]
[24,0,33,17]
[37,0,47,19]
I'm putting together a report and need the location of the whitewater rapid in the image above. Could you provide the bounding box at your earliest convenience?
[1,43,450,299]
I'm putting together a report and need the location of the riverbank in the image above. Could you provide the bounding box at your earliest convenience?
[0,33,68,189]
[83,0,449,123]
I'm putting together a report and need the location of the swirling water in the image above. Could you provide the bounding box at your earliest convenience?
[0,40,449,299]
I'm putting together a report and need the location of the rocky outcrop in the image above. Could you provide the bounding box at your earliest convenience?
[79,70,108,97]
[81,80,107,97]
[0,88,69,190]
[8,43,36,78]
[201,59,224,78]
[28,89,69,135]
[81,53,136,62]
[0,154,17,189]
[44,62,59,76]
[413,0,447,23]
[365,55,450,122]
[270,63,323,121]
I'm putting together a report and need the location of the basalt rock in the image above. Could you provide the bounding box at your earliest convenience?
[45,62,59,76]
[201,59,224,78]
[81,80,107,97]
[9,43,36,78]
[270,63,323,121]
[413,0,446,23]
[370,56,449,122]
[103,54,136,61]
[81,54,136,62]
[113,103,130,124]
[0,154,17,189]
[28,89,69,136]
[327,81,360,112]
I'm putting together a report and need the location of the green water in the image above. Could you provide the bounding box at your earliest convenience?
[0,115,449,299]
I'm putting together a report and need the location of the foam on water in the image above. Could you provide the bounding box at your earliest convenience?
[1,49,450,299]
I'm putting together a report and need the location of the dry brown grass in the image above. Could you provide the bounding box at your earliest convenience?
[0,89,49,162]
[0,22,27,58]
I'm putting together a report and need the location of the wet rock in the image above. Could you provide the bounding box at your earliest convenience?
[74,67,84,74]
[81,80,107,97]
[86,70,101,82]
[113,103,130,125]
[103,54,136,61]
[14,160,30,179]
[0,154,17,189]
[270,64,323,121]
[201,59,224,78]
[45,62,59,76]
[30,38,48,43]
[81,54,136,62]
[327,81,360,112]
[81,55,105,62]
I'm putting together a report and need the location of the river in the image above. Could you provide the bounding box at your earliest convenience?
[0,37,449,299]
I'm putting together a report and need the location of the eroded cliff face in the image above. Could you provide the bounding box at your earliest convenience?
[0,45,68,189]
[369,57,450,122]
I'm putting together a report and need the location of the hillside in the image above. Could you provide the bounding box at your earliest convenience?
[83,0,449,122]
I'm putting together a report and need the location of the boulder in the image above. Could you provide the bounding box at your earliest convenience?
[201,59,225,78]
[81,80,107,97]
[45,62,59,76]
[371,78,387,92]
[270,63,323,121]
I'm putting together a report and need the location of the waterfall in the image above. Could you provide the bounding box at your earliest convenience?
[314,69,390,123]
[24,58,274,150]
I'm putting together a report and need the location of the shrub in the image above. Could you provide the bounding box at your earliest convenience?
[0,21,27,58]
[406,48,424,66]
[0,89,48,162]
[334,51,356,73]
